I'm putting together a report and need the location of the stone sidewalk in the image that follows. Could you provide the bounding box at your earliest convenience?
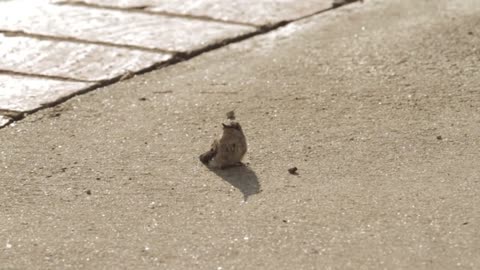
[0,0,359,127]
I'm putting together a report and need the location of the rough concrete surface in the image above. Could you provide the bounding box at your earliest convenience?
[1,0,479,269]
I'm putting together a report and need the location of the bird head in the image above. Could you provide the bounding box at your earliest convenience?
[222,121,242,131]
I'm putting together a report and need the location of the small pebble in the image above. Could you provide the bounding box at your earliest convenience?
[85,190,92,195]
[437,135,443,140]
[288,167,298,175]
[120,71,134,81]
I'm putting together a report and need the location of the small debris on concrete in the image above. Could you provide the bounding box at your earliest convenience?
[148,202,156,209]
[437,135,443,140]
[226,110,235,120]
[288,167,298,175]
[85,190,92,195]
[48,112,61,118]
[139,97,147,101]
[468,31,473,35]
[119,70,135,81]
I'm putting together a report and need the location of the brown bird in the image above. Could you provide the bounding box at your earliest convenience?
[199,121,247,169]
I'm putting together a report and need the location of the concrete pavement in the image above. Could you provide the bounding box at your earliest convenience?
[1,0,479,269]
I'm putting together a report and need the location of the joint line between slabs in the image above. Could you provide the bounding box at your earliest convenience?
[54,1,261,28]
[0,30,178,55]
[0,69,93,83]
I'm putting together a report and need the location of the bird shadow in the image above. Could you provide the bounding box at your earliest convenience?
[208,164,261,202]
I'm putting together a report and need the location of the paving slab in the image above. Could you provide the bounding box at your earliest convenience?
[0,0,479,269]
[60,0,335,25]
[0,74,93,112]
[0,33,171,82]
[0,0,255,53]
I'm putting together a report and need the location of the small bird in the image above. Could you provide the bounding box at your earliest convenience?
[199,120,247,169]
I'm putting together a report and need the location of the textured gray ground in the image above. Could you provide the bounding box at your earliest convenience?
[1,0,479,269]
